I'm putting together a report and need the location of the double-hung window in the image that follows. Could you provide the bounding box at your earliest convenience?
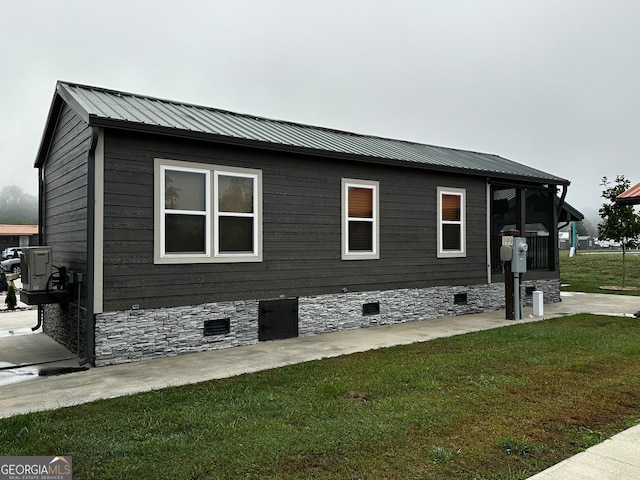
[214,171,258,257]
[342,178,379,260]
[437,187,466,258]
[161,165,210,257]
[155,159,262,263]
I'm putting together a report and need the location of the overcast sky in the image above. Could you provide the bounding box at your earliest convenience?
[2,0,638,223]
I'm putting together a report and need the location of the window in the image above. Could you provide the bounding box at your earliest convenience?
[215,171,258,256]
[155,159,262,263]
[342,179,379,260]
[437,187,466,258]
[161,166,210,256]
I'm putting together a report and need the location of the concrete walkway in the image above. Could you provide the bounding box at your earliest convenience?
[0,292,639,479]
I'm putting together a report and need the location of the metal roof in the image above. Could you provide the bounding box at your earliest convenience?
[0,225,38,236]
[558,201,584,223]
[616,182,640,205]
[40,81,570,185]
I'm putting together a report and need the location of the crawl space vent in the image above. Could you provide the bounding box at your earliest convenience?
[204,318,231,336]
[525,286,536,296]
[454,293,468,306]
[362,302,380,316]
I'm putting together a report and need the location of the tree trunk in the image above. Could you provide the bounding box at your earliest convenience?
[622,243,626,288]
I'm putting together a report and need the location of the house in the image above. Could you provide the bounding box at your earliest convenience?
[0,224,38,253]
[32,81,577,366]
[558,231,570,251]
[578,236,595,250]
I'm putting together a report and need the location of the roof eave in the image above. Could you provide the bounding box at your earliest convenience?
[34,91,65,168]
[616,197,640,206]
[89,116,570,187]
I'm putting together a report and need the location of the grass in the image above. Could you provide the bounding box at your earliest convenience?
[560,250,640,294]
[2,314,640,479]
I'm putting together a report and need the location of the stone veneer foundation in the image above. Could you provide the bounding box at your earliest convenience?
[43,279,560,366]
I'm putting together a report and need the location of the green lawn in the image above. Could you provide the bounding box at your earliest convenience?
[560,250,640,294]
[2,314,640,479]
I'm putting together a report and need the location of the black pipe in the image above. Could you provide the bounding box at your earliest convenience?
[556,184,568,218]
[79,127,99,366]
[31,307,43,332]
[35,157,46,331]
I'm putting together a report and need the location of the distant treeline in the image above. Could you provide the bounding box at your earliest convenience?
[0,185,38,224]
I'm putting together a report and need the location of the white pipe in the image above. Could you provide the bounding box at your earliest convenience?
[514,273,521,320]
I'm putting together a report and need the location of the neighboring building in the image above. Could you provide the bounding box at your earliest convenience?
[558,231,570,251]
[617,182,640,206]
[557,205,587,251]
[0,225,38,253]
[32,81,577,366]
[577,236,595,250]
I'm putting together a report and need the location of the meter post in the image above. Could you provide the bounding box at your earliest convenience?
[501,230,520,320]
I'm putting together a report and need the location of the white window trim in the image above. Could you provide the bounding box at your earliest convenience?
[159,164,211,259]
[342,178,380,260]
[214,170,260,259]
[437,186,466,258]
[154,158,262,264]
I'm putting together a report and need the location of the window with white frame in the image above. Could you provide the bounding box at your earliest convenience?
[214,171,258,256]
[437,187,466,258]
[342,178,379,260]
[155,158,262,264]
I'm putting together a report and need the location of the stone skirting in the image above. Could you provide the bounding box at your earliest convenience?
[42,279,560,366]
[42,303,87,359]
[94,300,259,366]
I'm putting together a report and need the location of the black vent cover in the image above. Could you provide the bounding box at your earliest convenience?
[204,318,230,336]
[362,302,380,316]
[454,293,468,305]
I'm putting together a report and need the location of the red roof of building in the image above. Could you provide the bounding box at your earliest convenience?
[0,225,38,235]
[617,182,640,205]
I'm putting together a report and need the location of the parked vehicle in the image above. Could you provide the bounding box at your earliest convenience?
[0,257,20,274]
[1,247,22,260]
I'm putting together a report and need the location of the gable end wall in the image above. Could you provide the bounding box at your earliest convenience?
[40,102,92,356]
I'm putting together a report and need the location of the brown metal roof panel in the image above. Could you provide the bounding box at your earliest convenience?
[0,224,38,235]
[617,182,640,205]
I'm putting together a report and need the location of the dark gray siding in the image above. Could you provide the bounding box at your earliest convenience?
[102,130,490,311]
[42,103,91,279]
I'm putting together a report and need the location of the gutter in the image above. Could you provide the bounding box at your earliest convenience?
[88,117,571,188]
[80,127,99,366]
[556,184,568,218]
[33,165,46,331]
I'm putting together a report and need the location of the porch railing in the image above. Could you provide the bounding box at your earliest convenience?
[491,236,551,273]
